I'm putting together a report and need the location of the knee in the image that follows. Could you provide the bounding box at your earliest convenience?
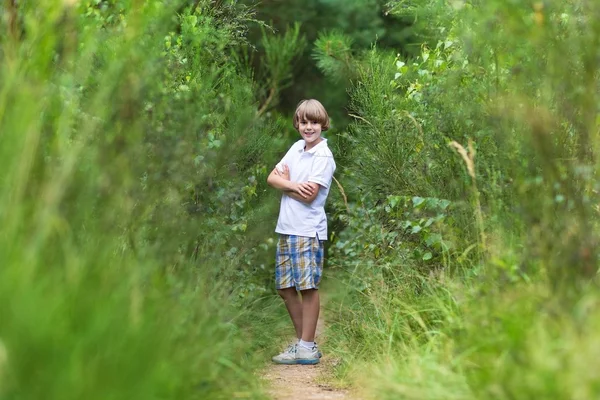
[299,288,319,300]
[277,287,296,300]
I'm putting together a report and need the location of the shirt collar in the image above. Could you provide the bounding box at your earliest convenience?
[298,138,327,154]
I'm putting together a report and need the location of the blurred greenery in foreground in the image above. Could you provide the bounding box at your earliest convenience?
[318,0,600,399]
[2,0,600,399]
[0,0,299,398]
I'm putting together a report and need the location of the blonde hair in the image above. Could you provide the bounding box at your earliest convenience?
[293,99,330,131]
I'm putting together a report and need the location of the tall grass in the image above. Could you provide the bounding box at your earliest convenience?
[0,1,290,398]
[320,0,600,398]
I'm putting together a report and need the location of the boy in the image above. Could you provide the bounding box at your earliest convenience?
[266,99,336,365]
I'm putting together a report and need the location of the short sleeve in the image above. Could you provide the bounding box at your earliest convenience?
[308,153,335,189]
[275,142,299,172]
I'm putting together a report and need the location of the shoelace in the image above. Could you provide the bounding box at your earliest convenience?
[286,343,297,354]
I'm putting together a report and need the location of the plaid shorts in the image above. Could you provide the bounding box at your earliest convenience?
[275,234,324,291]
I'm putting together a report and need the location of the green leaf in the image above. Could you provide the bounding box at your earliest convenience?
[425,233,442,246]
[412,196,425,207]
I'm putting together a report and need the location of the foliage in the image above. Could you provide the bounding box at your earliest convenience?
[2,0,600,398]
[321,0,600,398]
[240,0,420,126]
[0,0,293,398]
[248,23,307,117]
[312,30,355,83]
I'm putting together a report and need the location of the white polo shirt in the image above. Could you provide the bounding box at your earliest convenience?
[275,139,336,240]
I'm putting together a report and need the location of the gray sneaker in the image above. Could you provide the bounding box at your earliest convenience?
[272,343,298,364]
[295,344,320,365]
[314,342,323,358]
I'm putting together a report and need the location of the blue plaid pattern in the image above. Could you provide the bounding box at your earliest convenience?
[275,234,324,290]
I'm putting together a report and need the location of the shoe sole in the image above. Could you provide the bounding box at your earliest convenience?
[272,347,322,364]
[296,358,320,365]
[272,358,321,365]
[272,358,298,365]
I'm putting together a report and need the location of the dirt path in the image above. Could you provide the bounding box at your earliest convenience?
[263,317,353,400]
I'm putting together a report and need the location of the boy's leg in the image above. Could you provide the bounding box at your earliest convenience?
[295,288,321,364]
[299,289,319,342]
[275,234,302,338]
[277,288,303,339]
[295,235,323,343]
[272,289,303,364]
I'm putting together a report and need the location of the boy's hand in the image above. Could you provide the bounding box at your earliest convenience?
[290,182,315,199]
[277,164,290,180]
[268,165,317,201]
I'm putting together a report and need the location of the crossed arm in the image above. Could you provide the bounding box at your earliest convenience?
[266,164,320,204]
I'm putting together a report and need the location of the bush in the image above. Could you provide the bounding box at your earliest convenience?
[0,1,294,398]
[319,0,600,398]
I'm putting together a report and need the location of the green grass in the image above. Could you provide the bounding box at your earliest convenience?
[2,1,600,399]
[0,1,292,398]
[319,1,600,398]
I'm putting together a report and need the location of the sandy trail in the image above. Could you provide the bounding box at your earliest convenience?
[263,317,354,400]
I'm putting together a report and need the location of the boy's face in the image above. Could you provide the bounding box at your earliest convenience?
[298,118,323,149]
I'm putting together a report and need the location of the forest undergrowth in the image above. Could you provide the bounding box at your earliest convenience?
[0,1,301,399]
[319,1,600,399]
[1,1,599,399]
